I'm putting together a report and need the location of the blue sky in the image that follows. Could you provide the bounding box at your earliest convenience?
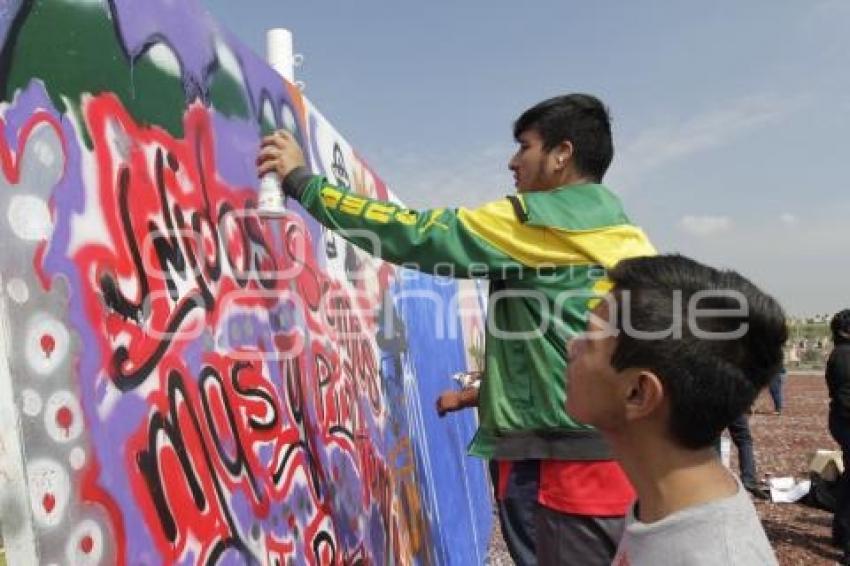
[205,0,850,316]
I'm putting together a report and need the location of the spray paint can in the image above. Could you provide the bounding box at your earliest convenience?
[257,172,287,217]
[256,29,294,219]
[452,371,482,389]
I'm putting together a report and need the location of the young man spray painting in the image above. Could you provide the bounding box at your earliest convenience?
[257,94,656,564]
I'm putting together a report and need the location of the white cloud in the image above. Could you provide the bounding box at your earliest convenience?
[780,213,799,226]
[678,215,732,237]
[610,93,806,192]
[655,207,849,316]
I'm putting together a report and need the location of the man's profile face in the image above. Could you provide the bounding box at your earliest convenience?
[566,300,626,430]
[508,128,559,192]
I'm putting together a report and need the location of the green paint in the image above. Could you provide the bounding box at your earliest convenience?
[5,0,185,142]
[208,67,251,121]
[3,0,250,145]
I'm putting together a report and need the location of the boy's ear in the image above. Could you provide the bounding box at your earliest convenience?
[624,370,665,421]
[553,140,574,170]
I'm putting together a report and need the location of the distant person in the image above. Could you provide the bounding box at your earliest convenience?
[768,367,786,415]
[727,415,768,499]
[826,309,850,563]
[566,254,785,565]
[258,94,657,565]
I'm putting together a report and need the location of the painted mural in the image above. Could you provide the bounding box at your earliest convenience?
[0,1,491,564]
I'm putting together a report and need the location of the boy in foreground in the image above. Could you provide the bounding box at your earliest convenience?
[566,254,785,565]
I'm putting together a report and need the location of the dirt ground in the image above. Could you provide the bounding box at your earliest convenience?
[748,372,841,565]
[487,372,842,565]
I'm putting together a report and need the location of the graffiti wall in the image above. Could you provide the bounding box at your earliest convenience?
[0,1,492,564]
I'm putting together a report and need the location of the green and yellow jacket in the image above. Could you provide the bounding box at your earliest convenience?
[284,168,656,460]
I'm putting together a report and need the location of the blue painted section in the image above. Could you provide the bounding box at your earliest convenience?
[393,271,493,565]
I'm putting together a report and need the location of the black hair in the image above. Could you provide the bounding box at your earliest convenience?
[513,94,614,182]
[607,254,787,449]
[831,309,850,342]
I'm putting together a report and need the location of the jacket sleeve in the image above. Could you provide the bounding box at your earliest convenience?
[291,173,526,278]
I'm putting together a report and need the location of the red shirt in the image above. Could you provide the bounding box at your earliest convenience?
[497,459,635,517]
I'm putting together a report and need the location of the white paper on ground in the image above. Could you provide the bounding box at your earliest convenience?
[768,476,811,503]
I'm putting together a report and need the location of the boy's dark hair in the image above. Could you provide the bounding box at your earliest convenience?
[831,309,850,342]
[513,94,614,182]
[607,254,787,449]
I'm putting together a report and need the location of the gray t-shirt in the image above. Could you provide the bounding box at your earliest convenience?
[612,482,777,565]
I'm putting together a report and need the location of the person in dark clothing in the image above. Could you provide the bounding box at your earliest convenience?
[714,414,767,499]
[727,414,764,497]
[826,309,850,563]
[768,368,786,414]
